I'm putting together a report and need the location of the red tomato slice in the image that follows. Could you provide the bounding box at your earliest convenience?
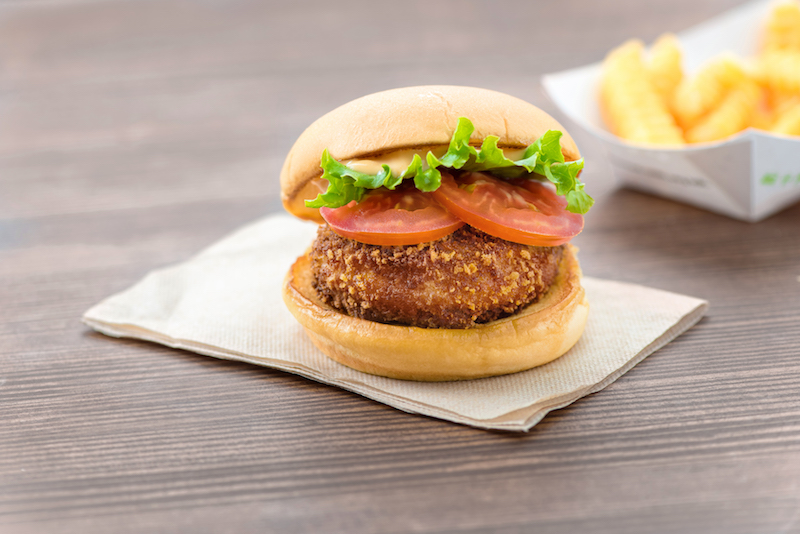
[430,171,583,246]
[320,187,464,246]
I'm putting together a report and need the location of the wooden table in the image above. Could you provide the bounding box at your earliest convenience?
[3,1,800,532]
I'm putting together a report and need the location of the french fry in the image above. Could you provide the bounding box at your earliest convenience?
[767,89,800,112]
[772,101,800,135]
[671,54,749,129]
[647,34,683,102]
[597,1,800,144]
[759,49,800,93]
[763,0,800,52]
[751,90,798,129]
[600,40,685,145]
[684,80,761,143]
[751,106,775,130]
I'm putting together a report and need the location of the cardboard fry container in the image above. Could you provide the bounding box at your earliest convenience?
[542,0,800,222]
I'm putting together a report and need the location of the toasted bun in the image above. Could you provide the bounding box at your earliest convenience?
[282,244,588,381]
[281,85,581,222]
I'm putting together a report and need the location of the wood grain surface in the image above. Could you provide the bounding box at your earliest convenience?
[2,0,800,533]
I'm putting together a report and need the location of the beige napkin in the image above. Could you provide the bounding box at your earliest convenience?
[82,214,708,431]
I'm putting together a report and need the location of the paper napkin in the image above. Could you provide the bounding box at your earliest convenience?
[83,215,708,431]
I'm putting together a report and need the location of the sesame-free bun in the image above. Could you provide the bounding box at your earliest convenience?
[281,85,581,222]
[282,244,588,381]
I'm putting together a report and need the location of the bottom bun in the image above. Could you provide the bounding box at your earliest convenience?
[282,244,589,381]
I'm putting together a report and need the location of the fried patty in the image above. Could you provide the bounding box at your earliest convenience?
[310,224,563,329]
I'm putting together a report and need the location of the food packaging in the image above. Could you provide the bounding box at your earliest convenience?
[542,0,800,222]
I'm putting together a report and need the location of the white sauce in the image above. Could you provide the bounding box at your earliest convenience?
[344,146,525,175]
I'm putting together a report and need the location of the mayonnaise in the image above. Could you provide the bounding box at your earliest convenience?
[343,149,433,176]
[343,146,527,175]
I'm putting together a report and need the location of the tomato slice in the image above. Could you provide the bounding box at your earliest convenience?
[320,187,464,246]
[430,171,583,246]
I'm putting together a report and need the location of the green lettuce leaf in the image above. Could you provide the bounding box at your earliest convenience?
[305,117,593,214]
[546,159,593,213]
[434,117,478,169]
[414,152,443,192]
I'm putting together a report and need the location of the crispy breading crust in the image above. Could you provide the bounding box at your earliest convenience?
[310,224,563,329]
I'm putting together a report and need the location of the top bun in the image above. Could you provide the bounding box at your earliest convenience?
[280,85,581,221]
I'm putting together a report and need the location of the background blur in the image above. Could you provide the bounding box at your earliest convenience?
[1,0,745,229]
[7,2,800,533]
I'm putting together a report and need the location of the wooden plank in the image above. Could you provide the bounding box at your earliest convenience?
[3,0,800,533]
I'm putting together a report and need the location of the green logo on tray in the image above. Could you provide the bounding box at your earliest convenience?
[761,173,800,186]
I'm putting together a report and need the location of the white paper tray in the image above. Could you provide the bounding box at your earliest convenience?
[542,0,800,221]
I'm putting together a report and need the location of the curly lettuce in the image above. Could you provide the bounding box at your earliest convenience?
[305,117,593,214]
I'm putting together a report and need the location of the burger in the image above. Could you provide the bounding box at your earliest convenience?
[281,85,593,381]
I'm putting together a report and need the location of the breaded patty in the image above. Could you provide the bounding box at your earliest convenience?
[310,224,563,329]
